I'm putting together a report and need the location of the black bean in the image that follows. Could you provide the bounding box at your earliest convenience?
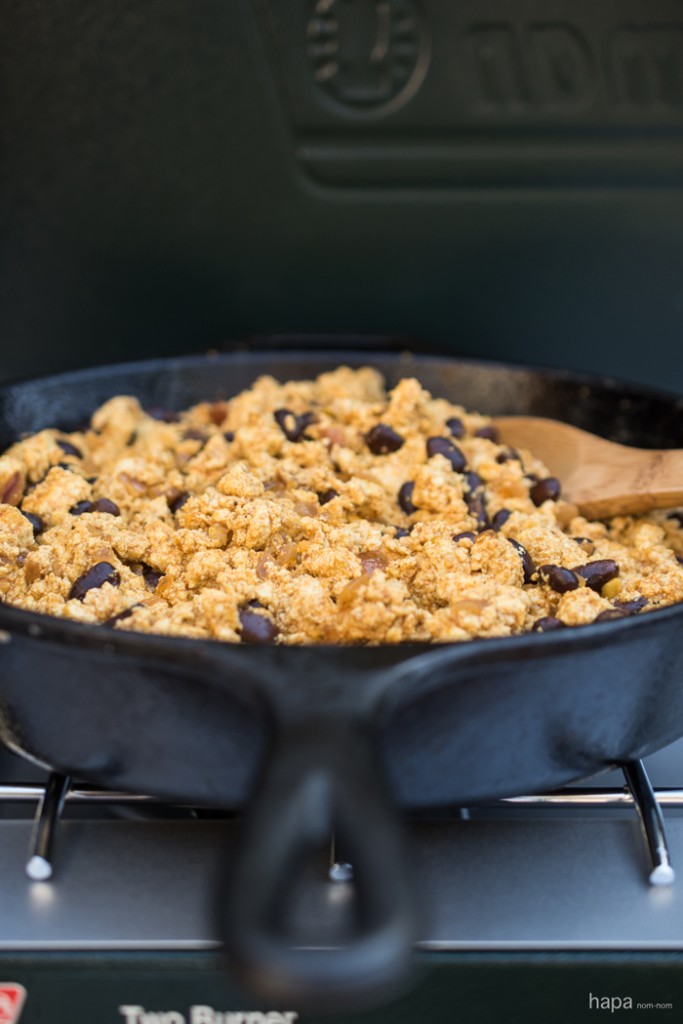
[464,471,485,528]
[426,436,466,472]
[238,606,279,644]
[183,429,208,443]
[147,406,180,423]
[168,491,190,514]
[532,616,566,633]
[274,408,297,440]
[614,596,648,614]
[57,463,75,472]
[492,509,512,531]
[508,539,535,583]
[56,439,83,458]
[21,511,46,536]
[496,447,521,464]
[274,408,316,443]
[453,531,476,544]
[530,477,561,506]
[573,559,620,592]
[394,526,412,539]
[318,488,338,505]
[667,512,683,528]
[224,431,235,443]
[677,556,683,568]
[142,565,164,590]
[446,416,465,439]
[365,423,404,455]
[398,481,416,515]
[474,425,499,442]
[297,412,316,435]
[70,498,120,517]
[70,501,93,515]
[465,492,490,531]
[69,562,120,601]
[102,605,140,628]
[537,564,580,593]
[595,608,627,623]
[89,498,121,516]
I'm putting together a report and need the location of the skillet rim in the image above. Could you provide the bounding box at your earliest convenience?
[1,588,683,662]
[2,346,683,413]
[0,348,682,664]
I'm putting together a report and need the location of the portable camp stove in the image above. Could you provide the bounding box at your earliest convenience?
[1,742,683,1023]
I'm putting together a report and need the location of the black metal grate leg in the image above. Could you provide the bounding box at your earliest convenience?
[621,760,675,887]
[26,772,70,881]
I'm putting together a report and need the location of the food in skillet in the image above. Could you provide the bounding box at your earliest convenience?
[0,367,682,644]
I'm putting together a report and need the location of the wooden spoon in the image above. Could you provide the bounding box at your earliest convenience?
[494,416,683,519]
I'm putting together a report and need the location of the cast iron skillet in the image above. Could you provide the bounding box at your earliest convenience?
[2,350,683,1010]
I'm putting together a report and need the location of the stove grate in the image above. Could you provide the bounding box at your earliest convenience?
[0,760,676,887]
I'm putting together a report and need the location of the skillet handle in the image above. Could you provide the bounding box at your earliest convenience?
[220,717,421,1011]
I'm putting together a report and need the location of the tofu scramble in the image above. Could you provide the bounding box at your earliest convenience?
[0,366,682,645]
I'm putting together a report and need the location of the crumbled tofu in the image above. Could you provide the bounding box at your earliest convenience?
[1,369,682,644]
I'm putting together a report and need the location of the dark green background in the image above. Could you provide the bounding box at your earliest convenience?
[1,0,683,392]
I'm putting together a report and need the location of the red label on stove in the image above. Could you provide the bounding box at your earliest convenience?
[0,985,26,1024]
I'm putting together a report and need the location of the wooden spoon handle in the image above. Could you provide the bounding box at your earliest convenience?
[576,448,683,519]
[625,448,683,509]
[495,415,683,519]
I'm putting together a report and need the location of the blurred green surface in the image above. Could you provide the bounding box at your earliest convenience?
[0,1,682,392]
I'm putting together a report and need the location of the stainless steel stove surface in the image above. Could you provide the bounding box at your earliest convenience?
[2,742,683,1024]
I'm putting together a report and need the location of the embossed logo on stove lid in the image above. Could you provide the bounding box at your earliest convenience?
[0,985,26,1024]
[306,0,430,115]
[257,0,683,188]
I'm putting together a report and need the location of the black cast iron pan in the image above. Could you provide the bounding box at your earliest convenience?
[2,349,683,1010]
